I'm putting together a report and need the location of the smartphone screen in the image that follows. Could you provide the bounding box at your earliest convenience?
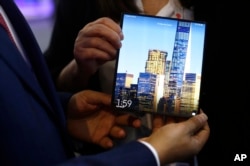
[111,13,206,118]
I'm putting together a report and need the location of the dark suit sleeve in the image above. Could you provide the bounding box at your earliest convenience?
[57,92,73,112]
[58,141,158,166]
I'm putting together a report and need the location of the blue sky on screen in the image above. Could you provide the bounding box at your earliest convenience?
[117,14,206,84]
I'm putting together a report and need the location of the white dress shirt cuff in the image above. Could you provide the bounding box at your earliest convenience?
[138,140,160,166]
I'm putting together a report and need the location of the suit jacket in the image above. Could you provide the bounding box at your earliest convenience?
[0,0,157,165]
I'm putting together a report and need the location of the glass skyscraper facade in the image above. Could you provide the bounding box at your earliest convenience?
[168,21,191,98]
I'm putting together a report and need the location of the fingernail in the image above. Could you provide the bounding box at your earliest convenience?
[199,113,208,122]
[107,141,113,148]
[119,130,126,138]
[120,31,124,40]
[119,41,122,48]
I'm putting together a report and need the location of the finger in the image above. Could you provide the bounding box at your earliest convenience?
[199,108,204,114]
[76,47,116,63]
[191,121,210,153]
[109,125,126,139]
[115,114,141,128]
[78,37,118,59]
[152,114,165,132]
[194,121,210,139]
[185,112,208,135]
[69,93,101,117]
[82,90,112,107]
[86,20,122,48]
[94,17,123,39]
[98,137,114,149]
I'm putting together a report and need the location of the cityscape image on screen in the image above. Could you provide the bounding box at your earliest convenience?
[112,13,206,117]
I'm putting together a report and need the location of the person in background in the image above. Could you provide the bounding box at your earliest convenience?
[0,1,210,165]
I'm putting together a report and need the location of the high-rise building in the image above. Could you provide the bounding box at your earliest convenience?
[164,60,171,97]
[145,49,167,75]
[143,49,167,111]
[168,21,191,98]
[180,73,201,114]
[137,72,156,111]
[114,73,134,100]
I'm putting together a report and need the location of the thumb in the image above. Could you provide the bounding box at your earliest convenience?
[185,112,208,135]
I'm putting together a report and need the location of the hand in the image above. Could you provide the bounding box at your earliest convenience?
[66,90,141,149]
[56,17,122,91]
[141,111,210,165]
[73,17,123,76]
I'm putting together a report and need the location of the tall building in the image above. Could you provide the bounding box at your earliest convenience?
[145,49,167,75]
[137,50,167,111]
[180,73,201,115]
[168,21,191,98]
[164,60,171,97]
[137,72,157,111]
[143,50,167,111]
[114,73,134,100]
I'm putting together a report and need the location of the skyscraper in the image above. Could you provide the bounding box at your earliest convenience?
[168,21,191,98]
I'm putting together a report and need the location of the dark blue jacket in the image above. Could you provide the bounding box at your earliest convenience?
[0,0,156,165]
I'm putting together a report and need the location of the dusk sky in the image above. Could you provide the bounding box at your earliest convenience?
[117,13,206,84]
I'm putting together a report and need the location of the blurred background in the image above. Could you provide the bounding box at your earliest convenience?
[14,0,57,52]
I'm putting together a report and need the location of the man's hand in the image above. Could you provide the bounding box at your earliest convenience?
[141,111,210,165]
[66,90,141,149]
